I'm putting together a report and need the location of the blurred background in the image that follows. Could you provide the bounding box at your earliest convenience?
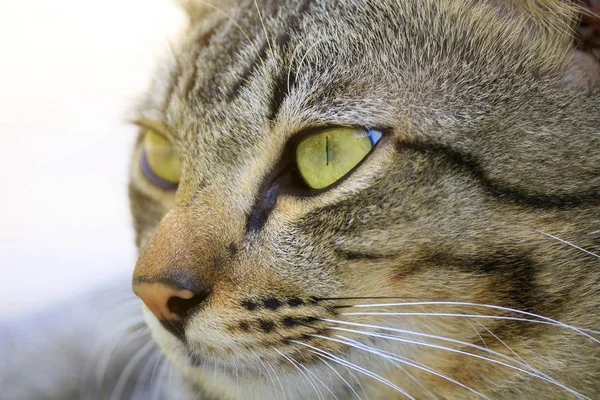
[0,0,186,317]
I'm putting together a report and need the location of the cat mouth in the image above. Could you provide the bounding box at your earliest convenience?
[182,345,326,379]
[159,296,341,372]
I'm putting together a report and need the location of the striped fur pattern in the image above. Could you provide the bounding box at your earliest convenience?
[122,0,600,399]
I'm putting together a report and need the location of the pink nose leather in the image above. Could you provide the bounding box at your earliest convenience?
[133,282,195,321]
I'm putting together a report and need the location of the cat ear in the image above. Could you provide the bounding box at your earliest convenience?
[496,0,600,88]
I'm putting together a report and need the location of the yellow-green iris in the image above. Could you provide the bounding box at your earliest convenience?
[142,129,181,186]
[296,127,382,190]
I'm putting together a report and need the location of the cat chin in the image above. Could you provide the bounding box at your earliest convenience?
[142,309,357,400]
[141,309,279,398]
[152,338,322,400]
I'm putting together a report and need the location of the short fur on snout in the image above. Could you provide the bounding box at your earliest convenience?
[130,0,600,398]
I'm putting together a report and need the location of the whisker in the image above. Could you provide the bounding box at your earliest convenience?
[318,357,363,400]
[325,317,581,373]
[194,1,264,64]
[291,340,416,399]
[321,352,368,399]
[167,359,175,395]
[94,323,148,393]
[343,362,367,399]
[341,336,439,400]
[265,358,289,400]
[322,334,489,399]
[272,347,324,400]
[286,41,304,93]
[465,318,489,350]
[229,355,240,399]
[132,347,164,400]
[253,0,273,55]
[323,327,588,399]
[474,320,551,383]
[298,358,340,400]
[537,230,600,259]
[110,339,156,400]
[317,296,427,302]
[343,311,562,323]
[152,358,170,400]
[335,301,600,342]
[294,37,335,85]
[81,321,146,398]
[256,353,285,400]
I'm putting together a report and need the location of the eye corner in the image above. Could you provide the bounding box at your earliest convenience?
[366,128,383,146]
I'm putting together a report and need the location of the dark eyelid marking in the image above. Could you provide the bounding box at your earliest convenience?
[246,183,281,234]
[397,141,599,208]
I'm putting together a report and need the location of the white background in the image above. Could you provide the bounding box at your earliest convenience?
[0,1,186,317]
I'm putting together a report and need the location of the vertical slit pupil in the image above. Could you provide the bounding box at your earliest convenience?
[326,136,330,166]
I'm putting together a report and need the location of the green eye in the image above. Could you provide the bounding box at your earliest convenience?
[141,129,181,189]
[295,127,383,190]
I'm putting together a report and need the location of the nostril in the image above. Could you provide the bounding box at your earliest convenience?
[167,289,212,318]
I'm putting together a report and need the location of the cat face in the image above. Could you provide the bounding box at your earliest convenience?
[129,0,600,398]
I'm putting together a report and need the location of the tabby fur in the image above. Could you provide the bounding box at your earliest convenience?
[127,0,600,398]
[3,0,599,399]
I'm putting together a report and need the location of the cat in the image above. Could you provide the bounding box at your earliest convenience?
[2,0,599,399]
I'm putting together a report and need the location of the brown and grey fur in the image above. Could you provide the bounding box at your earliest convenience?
[2,0,599,399]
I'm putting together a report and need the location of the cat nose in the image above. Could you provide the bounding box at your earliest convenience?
[133,280,212,323]
[132,208,230,338]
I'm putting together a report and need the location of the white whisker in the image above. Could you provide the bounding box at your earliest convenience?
[474,320,551,383]
[195,1,263,63]
[323,327,588,399]
[253,0,273,56]
[343,311,560,323]
[341,336,440,400]
[291,340,416,399]
[266,358,289,400]
[294,37,335,84]
[464,317,489,350]
[318,356,363,400]
[343,362,368,399]
[257,353,287,400]
[230,355,240,399]
[299,358,340,400]
[324,334,489,399]
[272,347,324,400]
[537,231,599,259]
[151,357,169,400]
[287,41,304,93]
[132,347,163,400]
[336,335,438,398]
[337,302,600,342]
[166,359,175,395]
[325,317,566,374]
[94,325,147,393]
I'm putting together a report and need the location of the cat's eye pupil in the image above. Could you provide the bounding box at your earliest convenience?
[295,127,382,190]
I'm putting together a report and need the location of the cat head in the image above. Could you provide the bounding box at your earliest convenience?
[129,0,600,398]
